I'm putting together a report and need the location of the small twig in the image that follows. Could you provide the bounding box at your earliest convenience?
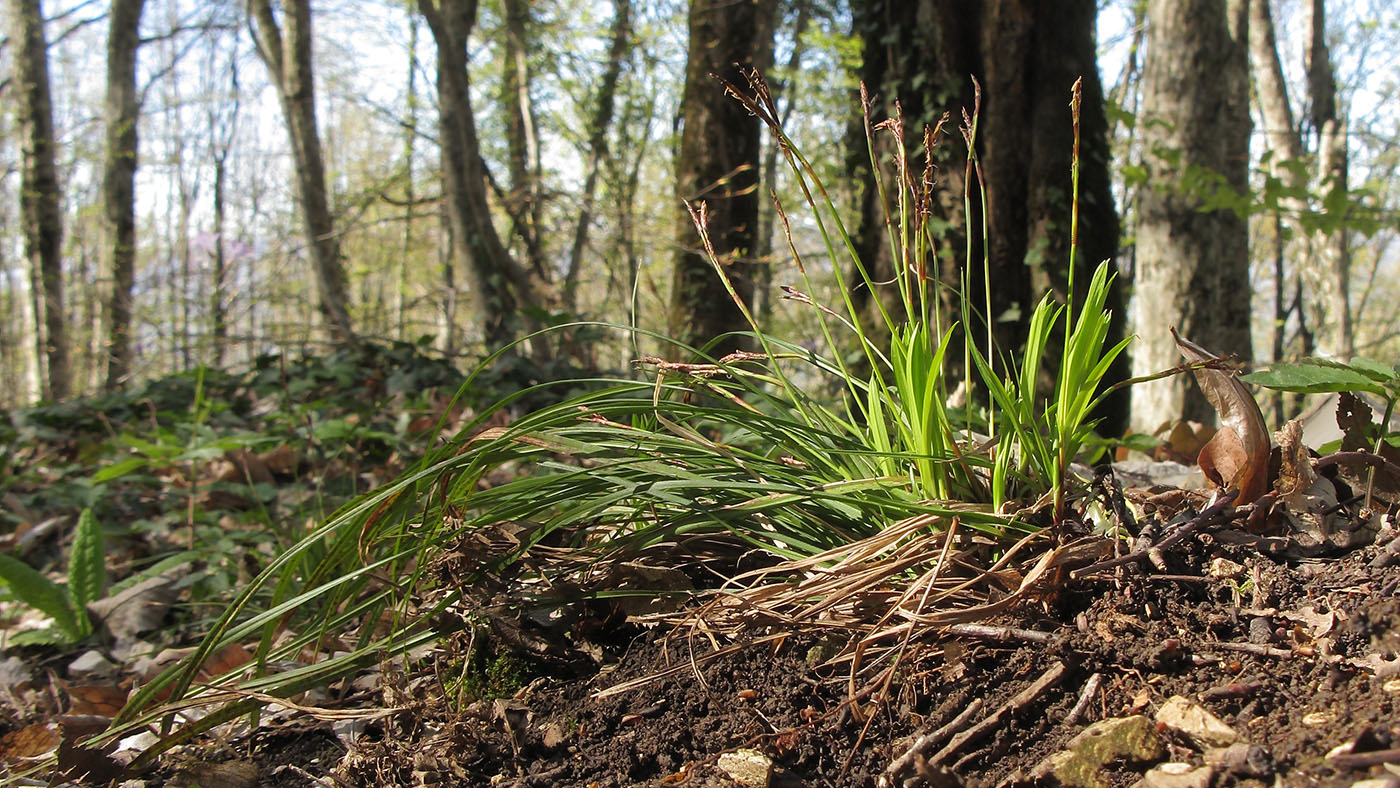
[1214,641,1297,659]
[1199,681,1262,701]
[1370,533,1400,569]
[1072,489,1239,579]
[880,698,986,786]
[929,661,1068,766]
[1313,450,1400,475]
[1064,672,1103,725]
[1326,747,1400,769]
[945,623,1060,645]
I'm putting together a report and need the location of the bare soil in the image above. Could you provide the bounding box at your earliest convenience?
[300,520,1400,788]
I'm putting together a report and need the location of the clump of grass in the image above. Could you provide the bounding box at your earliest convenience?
[107,72,1130,758]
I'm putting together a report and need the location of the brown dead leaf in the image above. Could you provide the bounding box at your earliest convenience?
[55,714,125,783]
[1173,328,1270,504]
[0,722,60,761]
[63,683,128,717]
[1332,392,1400,507]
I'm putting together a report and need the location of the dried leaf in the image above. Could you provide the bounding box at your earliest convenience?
[1173,329,1270,504]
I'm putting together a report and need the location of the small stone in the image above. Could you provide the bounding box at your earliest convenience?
[68,650,117,679]
[1139,763,1214,788]
[717,749,772,788]
[1302,710,1337,726]
[1156,695,1239,748]
[540,723,568,749]
[1207,558,1244,579]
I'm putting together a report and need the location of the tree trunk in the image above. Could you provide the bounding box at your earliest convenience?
[418,0,549,354]
[564,0,632,315]
[249,0,356,343]
[397,10,420,340]
[1306,0,1352,358]
[669,0,777,359]
[10,0,70,400]
[849,0,1126,432]
[500,0,547,281]
[1129,0,1252,432]
[754,0,810,328]
[100,0,146,390]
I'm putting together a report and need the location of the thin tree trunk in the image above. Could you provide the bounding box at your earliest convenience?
[101,0,146,390]
[1129,0,1252,431]
[397,10,420,340]
[754,0,809,327]
[564,0,632,314]
[418,0,548,354]
[10,0,70,400]
[249,0,356,343]
[209,30,241,368]
[500,0,546,280]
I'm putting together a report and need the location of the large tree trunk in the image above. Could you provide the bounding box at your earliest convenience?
[419,0,548,354]
[849,0,1126,432]
[101,0,146,390]
[669,0,776,359]
[1129,0,1252,432]
[249,0,356,343]
[10,0,70,400]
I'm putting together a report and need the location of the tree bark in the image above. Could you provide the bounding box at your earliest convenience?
[1306,0,1352,358]
[10,0,70,400]
[101,0,146,390]
[1129,0,1252,432]
[249,0,356,343]
[563,0,632,315]
[418,0,548,354]
[500,0,546,281]
[669,0,777,359]
[849,0,1126,432]
[754,0,809,327]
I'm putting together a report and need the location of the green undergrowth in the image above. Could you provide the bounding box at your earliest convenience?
[0,340,469,640]
[106,76,1134,761]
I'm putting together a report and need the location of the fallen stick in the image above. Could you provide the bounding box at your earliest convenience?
[880,698,986,787]
[929,661,1069,766]
[1064,671,1103,725]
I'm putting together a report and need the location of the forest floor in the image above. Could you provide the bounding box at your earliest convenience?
[302,519,1400,788]
[1,346,1398,787]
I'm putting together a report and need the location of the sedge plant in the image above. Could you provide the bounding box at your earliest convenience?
[107,73,1131,755]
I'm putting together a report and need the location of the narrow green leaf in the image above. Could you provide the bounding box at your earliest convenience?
[91,456,148,483]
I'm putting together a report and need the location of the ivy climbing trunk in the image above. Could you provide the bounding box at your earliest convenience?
[848,0,1126,433]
